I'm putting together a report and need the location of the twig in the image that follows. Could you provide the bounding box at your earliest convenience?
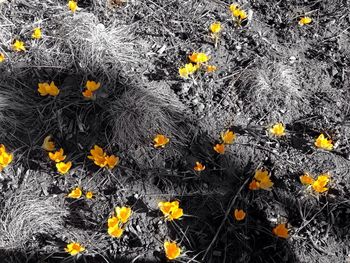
[201,177,250,261]
[295,201,328,235]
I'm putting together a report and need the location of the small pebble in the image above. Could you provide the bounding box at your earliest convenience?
[182,83,191,93]
[289,56,296,64]
[96,23,105,31]
[197,103,205,112]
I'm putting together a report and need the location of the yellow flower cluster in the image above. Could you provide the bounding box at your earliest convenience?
[179,53,207,78]
[37,79,105,100]
[159,201,184,259]
[67,187,82,199]
[158,200,183,221]
[179,52,216,79]
[6,28,110,104]
[32,27,42,39]
[108,206,132,238]
[269,123,286,137]
[49,148,66,162]
[312,174,330,193]
[234,209,246,221]
[194,161,205,172]
[300,173,330,193]
[68,0,78,12]
[65,242,85,256]
[11,27,42,53]
[82,80,101,99]
[178,63,199,79]
[314,133,333,151]
[56,162,72,175]
[213,143,225,154]
[42,136,72,174]
[188,52,209,64]
[229,4,248,23]
[213,129,236,154]
[209,21,222,48]
[164,241,181,260]
[299,16,312,26]
[0,53,5,62]
[249,169,274,191]
[88,145,119,169]
[273,223,289,239]
[221,129,236,144]
[210,22,221,34]
[129,200,180,259]
[67,187,93,199]
[85,191,94,199]
[38,81,60,97]
[12,40,26,52]
[0,144,13,172]
[153,134,170,148]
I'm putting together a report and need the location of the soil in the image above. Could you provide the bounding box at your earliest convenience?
[0,0,350,263]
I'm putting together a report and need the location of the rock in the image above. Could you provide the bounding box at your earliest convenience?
[181,83,191,93]
[192,98,199,105]
[289,56,296,64]
[96,23,105,31]
[197,103,205,112]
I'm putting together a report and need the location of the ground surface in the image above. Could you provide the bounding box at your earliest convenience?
[0,0,350,262]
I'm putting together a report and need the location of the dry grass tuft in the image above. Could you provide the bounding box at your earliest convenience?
[0,197,67,250]
[0,1,143,77]
[0,78,40,149]
[107,81,192,165]
[0,90,13,143]
[236,61,308,124]
[47,12,140,76]
[0,172,68,251]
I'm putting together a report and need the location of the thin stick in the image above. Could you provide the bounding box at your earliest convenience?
[202,177,250,261]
